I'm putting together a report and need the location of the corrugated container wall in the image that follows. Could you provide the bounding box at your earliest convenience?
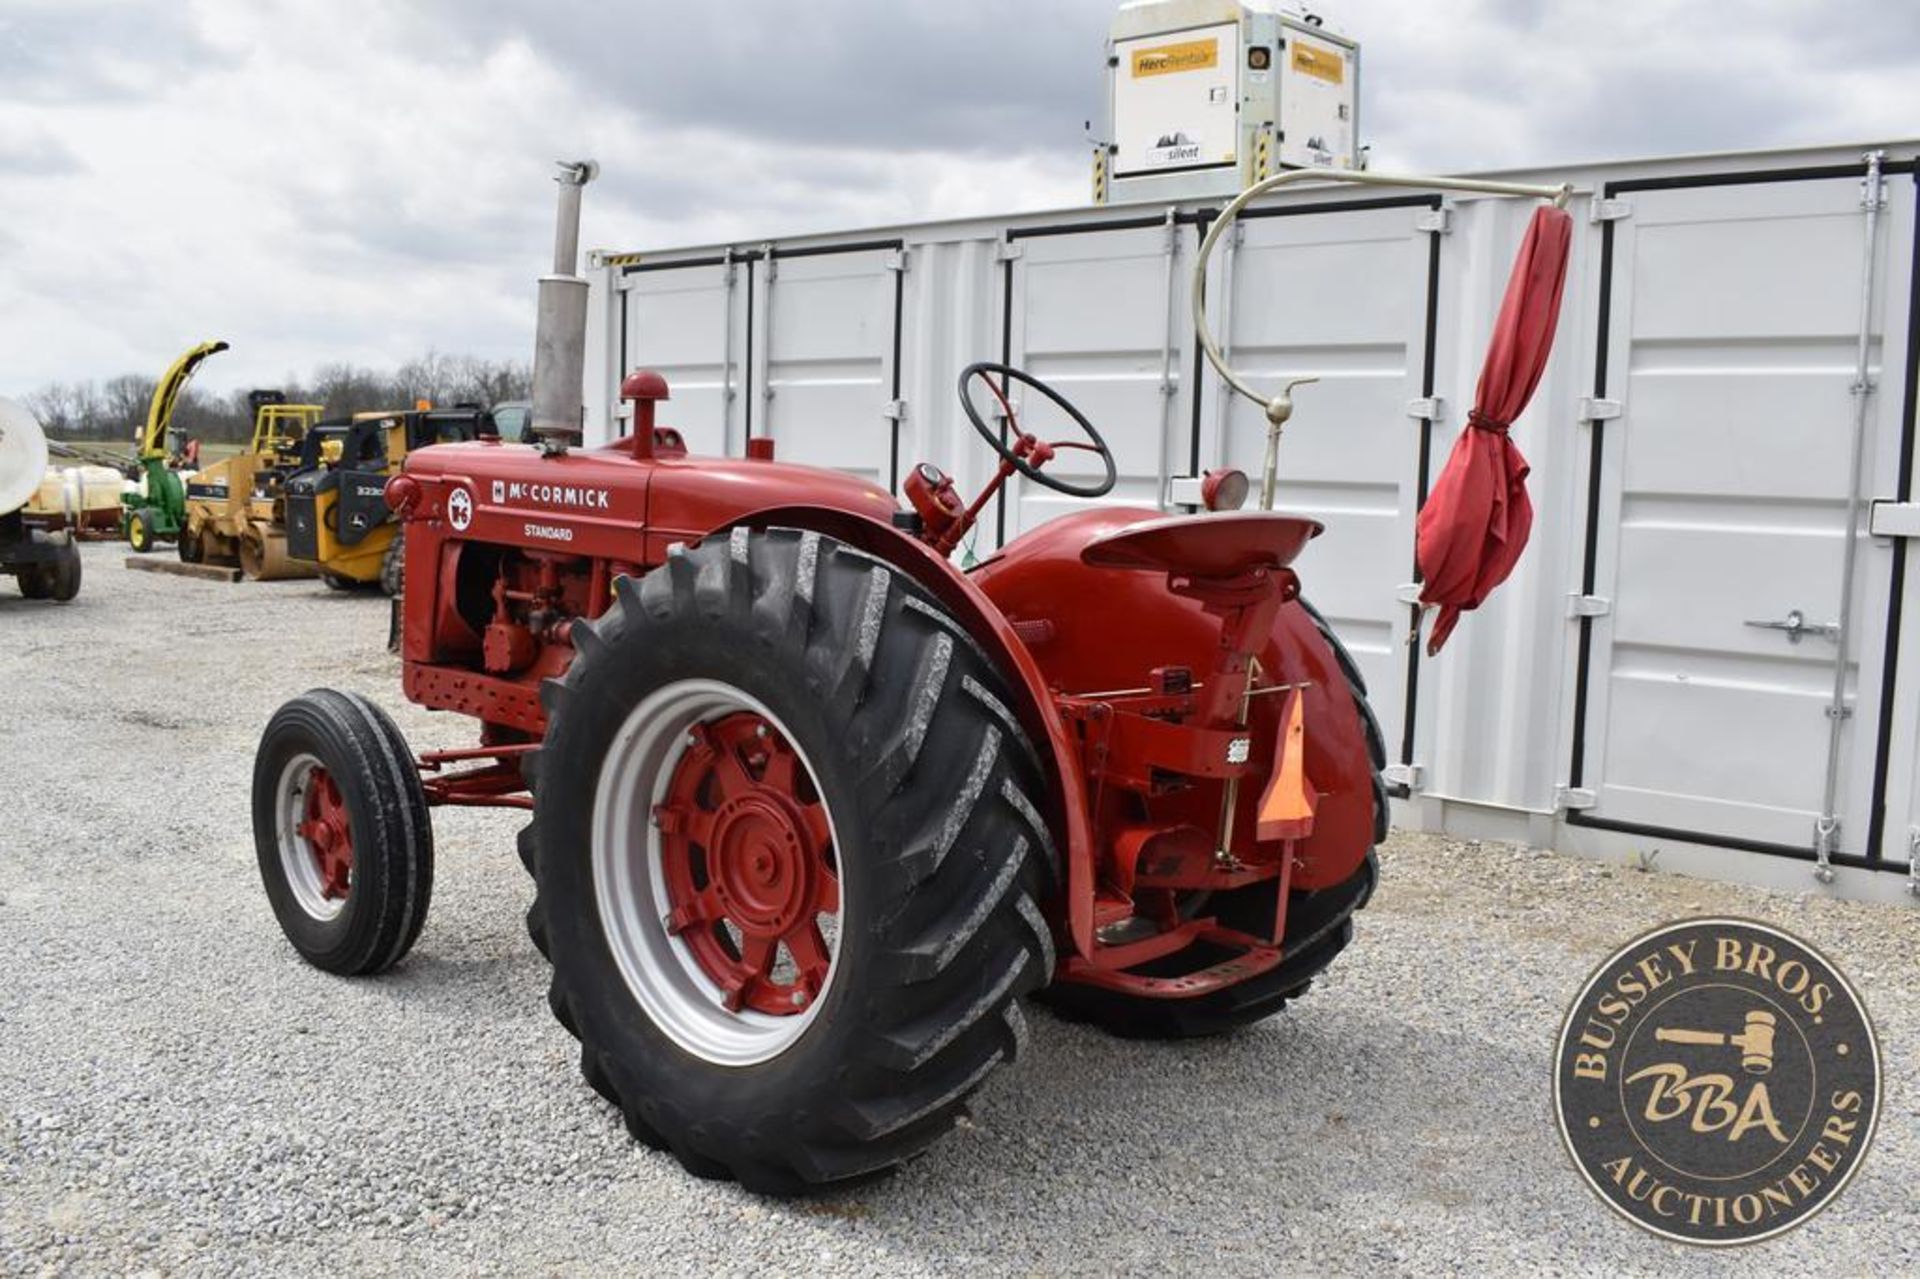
[583,142,1920,905]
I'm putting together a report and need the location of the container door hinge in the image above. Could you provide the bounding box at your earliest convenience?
[1875,499,1920,539]
[1862,152,1889,210]
[1414,206,1451,235]
[1394,582,1424,606]
[881,399,907,422]
[1555,786,1598,811]
[1383,763,1424,791]
[1566,594,1611,619]
[1906,827,1919,898]
[1578,397,1622,423]
[1406,396,1445,423]
[1590,198,1631,223]
[885,249,909,273]
[994,240,1024,263]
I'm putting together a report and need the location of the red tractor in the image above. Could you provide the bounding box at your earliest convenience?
[253,163,1568,1193]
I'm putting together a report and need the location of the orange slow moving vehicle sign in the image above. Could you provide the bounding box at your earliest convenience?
[1257,686,1317,842]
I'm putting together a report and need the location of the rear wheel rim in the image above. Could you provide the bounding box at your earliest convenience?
[593,679,844,1067]
[274,753,353,920]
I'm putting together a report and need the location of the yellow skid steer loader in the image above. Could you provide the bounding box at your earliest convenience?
[285,405,492,594]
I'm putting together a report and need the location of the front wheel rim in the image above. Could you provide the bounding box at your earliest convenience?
[274,753,353,920]
[592,680,845,1067]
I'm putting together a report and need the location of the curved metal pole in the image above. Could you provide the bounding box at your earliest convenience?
[1192,168,1573,423]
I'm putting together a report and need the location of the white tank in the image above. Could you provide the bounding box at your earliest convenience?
[33,465,125,529]
[0,397,50,517]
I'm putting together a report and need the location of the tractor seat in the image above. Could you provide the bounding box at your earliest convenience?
[1081,512,1323,578]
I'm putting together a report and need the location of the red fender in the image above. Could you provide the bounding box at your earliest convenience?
[724,506,1101,957]
[969,507,1377,895]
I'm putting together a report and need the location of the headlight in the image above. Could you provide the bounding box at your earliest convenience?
[1200,467,1250,511]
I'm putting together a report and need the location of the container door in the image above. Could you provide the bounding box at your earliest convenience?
[998,220,1189,546]
[1568,172,1905,858]
[753,246,904,490]
[620,259,741,457]
[1193,200,1443,774]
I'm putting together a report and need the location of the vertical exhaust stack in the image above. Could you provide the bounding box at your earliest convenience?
[531,159,599,455]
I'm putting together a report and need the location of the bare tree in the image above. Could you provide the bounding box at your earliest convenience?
[25,353,533,443]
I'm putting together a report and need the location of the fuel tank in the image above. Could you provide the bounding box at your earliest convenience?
[400,438,898,562]
[972,506,1377,890]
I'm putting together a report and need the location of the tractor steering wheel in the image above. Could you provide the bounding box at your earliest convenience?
[958,362,1117,500]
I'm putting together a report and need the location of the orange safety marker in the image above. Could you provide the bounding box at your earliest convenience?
[1256,687,1317,842]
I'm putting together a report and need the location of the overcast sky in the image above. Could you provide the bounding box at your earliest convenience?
[1,0,1914,398]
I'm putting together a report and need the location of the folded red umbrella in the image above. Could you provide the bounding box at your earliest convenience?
[1415,203,1573,655]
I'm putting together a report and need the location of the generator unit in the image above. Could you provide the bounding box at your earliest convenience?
[1096,0,1360,204]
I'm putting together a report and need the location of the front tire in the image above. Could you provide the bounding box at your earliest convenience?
[126,509,156,553]
[252,690,434,975]
[524,528,1059,1193]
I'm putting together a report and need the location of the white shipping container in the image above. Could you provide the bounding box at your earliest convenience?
[584,140,1920,904]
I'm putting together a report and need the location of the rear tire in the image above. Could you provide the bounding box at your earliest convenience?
[1039,596,1386,1039]
[178,526,204,563]
[252,689,434,975]
[524,527,1059,1193]
[16,569,48,599]
[321,572,360,592]
[44,539,81,602]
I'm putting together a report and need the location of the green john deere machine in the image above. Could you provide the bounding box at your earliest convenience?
[123,339,228,552]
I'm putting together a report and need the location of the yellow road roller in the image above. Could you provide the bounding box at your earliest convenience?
[181,390,323,580]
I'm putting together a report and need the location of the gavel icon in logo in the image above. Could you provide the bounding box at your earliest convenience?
[1654,1009,1778,1075]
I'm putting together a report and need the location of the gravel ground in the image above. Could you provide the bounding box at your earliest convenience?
[2,541,1915,1275]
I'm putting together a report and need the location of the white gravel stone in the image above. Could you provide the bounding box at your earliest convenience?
[0,542,1915,1274]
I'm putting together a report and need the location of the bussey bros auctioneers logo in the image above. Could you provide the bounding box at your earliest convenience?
[1554,917,1880,1245]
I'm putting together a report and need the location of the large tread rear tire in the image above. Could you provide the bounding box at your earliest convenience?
[1039,596,1385,1039]
[523,527,1060,1194]
[251,689,434,975]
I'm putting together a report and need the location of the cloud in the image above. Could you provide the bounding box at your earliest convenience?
[422,0,1110,157]
[0,124,83,175]
[0,0,1913,399]
[0,2,232,105]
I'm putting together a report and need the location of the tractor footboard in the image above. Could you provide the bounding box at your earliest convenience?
[1042,852,1376,1037]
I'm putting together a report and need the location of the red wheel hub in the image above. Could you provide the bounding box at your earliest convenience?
[654,713,839,1017]
[297,767,354,901]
